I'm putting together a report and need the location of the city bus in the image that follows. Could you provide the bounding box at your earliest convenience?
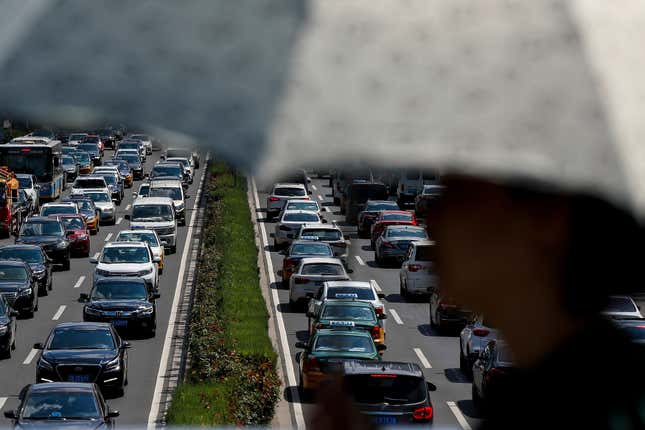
[0,137,65,201]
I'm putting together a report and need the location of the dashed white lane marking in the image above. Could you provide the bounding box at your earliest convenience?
[311,184,317,191]
[52,305,66,321]
[413,347,432,368]
[23,348,38,365]
[324,207,330,212]
[370,279,383,292]
[92,252,100,260]
[447,401,472,430]
[0,397,6,411]
[125,204,131,211]
[74,276,86,289]
[317,195,324,201]
[390,308,404,325]
[104,233,113,242]
[116,217,123,225]
[251,178,306,429]
[355,255,366,266]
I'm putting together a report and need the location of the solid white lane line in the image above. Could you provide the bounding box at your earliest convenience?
[104,233,113,242]
[92,252,100,260]
[311,184,317,191]
[52,305,66,321]
[148,156,208,429]
[251,178,306,429]
[116,217,123,225]
[0,397,6,411]
[125,204,131,210]
[23,348,38,365]
[355,255,366,266]
[317,194,324,201]
[390,309,404,325]
[413,348,432,369]
[73,276,86,289]
[370,279,382,292]
[447,401,472,430]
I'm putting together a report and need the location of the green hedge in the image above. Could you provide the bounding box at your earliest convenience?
[166,162,280,426]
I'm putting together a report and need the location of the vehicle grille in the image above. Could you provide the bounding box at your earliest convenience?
[56,364,102,382]
[1,292,16,305]
[104,271,137,277]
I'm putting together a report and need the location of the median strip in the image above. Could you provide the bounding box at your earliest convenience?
[52,305,66,321]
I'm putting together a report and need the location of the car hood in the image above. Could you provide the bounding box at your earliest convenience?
[96,263,150,272]
[16,236,65,246]
[0,281,29,292]
[42,349,117,364]
[16,419,107,430]
[88,299,151,311]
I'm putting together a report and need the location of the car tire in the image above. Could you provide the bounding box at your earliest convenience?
[38,284,48,297]
[1,345,10,359]
[48,278,53,291]
[170,245,177,255]
[63,256,71,271]
[400,279,407,299]
[281,278,289,289]
[460,350,468,373]
[159,267,163,275]
[116,199,121,206]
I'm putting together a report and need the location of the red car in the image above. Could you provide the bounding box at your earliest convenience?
[56,215,91,257]
[370,210,417,247]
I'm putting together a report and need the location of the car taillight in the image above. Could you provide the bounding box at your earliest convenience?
[283,258,296,268]
[371,326,381,339]
[294,277,308,284]
[302,196,310,200]
[305,357,320,372]
[473,328,490,337]
[382,241,395,248]
[412,406,433,421]
[408,264,422,272]
[375,307,384,315]
[486,367,507,382]
[269,197,280,202]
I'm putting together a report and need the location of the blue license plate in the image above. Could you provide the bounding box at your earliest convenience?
[68,374,90,383]
[112,319,128,327]
[372,416,397,426]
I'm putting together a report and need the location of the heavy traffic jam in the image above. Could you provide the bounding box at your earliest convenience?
[0,128,201,427]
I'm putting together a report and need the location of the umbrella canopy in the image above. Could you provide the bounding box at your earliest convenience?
[1,1,644,215]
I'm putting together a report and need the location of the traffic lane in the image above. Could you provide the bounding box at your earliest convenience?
[0,149,203,424]
[259,178,471,428]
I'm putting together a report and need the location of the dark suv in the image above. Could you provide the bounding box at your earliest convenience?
[0,259,38,318]
[342,181,389,225]
[16,217,71,270]
[342,360,436,426]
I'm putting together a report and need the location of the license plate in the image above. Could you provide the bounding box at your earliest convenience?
[103,311,118,317]
[372,416,397,425]
[68,374,90,383]
[112,319,128,327]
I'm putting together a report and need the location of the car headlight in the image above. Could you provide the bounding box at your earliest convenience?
[138,267,153,276]
[137,306,154,315]
[104,356,120,371]
[55,241,68,249]
[95,268,110,277]
[84,306,101,316]
[76,234,88,241]
[0,324,8,335]
[19,288,32,296]
[175,203,185,213]
[38,357,54,371]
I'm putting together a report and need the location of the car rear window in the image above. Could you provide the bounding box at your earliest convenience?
[345,374,427,405]
[301,263,344,276]
[606,297,637,313]
[415,245,434,261]
[349,184,388,202]
[300,229,342,241]
[290,243,333,256]
[322,305,375,322]
[74,178,106,189]
[41,205,76,216]
[327,287,375,300]
[274,187,306,197]
[382,213,412,221]
[313,334,375,353]
[387,227,427,238]
[366,202,399,211]
[283,212,319,222]
[286,202,319,212]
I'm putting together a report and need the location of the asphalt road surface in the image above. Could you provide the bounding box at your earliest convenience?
[0,147,205,426]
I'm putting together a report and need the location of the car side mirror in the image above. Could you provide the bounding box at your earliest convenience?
[322,218,328,223]
[185,194,191,199]
[79,293,89,302]
[89,258,98,264]
[153,256,161,263]
[152,292,161,300]
[379,314,388,320]
[295,341,308,349]
[279,249,287,255]
[34,185,41,190]
[10,310,19,317]
[132,192,138,198]
[160,155,165,160]
[33,342,44,350]
[107,410,120,418]
[3,410,16,419]
[306,310,315,318]
[377,293,386,299]
[426,382,437,392]
[121,341,131,349]
[376,344,387,352]
[124,214,131,220]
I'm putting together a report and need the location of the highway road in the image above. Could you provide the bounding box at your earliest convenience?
[0,147,206,426]
[253,175,482,429]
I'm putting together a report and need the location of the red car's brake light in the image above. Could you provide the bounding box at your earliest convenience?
[472,328,490,337]
[408,264,422,272]
[269,197,280,202]
[412,406,433,421]
[294,277,308,284]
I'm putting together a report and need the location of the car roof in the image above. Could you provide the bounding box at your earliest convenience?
[104,241,147,248]
[325,280,373,289]
[29,382,96,393]
[322,300,373,308]
[290,240,332,247]
[366,200,396,204]
[54,321,112,330]
[95,277,147,285]
[273,182,306,189]
[42,202,76,207]
[300,223,341,231]
[117,229,157,235]
[410,240,436,247]
[133,196,174,206]
[385,224,424,230]
[282,210,319,216]
[380,210,414,215]
[149,180,182,187]
[75,175,106,181]
[0,244,41,251]
[342,360,424,377]
[25,216,59,223]
[286,199,319,204]
[299,257,344,264]
[155,162,182,167]
[315,328,373,338]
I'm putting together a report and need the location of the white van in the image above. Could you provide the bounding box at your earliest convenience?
[397,170,440,207]
[148,180,187,226]
[128,197,178,254]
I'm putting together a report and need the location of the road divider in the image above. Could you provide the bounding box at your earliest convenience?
[23,348,38,365]
[52,305,66,321]
[73,276,85,289]
[413,347,432,369]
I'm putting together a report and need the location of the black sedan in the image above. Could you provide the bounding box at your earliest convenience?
[35,322,130,396]
[15,217,71,270]
[0,245,52,296]
[0,260,38,318]
[4,382,119,428]
[81,278,159,336]
[0,295,17,358]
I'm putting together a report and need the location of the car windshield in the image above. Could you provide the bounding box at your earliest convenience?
[387,227,427,238]
[74,179,106,189]
[366,202,399,211]
[283,213,319,222]
[41,206,76,216]
[0,265,28,281]
[151,166,181,177]
[345,374,427,405]
[138,184,150,196]
[20,221,64,237]
[61,217,85,230]
[327,287,375,300]
[606,297,637,313]
[101,247,150,264]
[415,245,434,261]
[300,229,343,241]
[69,133,87,141]
[382,213,412,221]
[290,243,333,256]
[286,202,319,212]
[92,282,148,300]
[117,232,159,246]
[21,391,101,420]
[131,134,150,141]
[322,305,375,322]
[49,328,115,350]
[119,143,140,150]
[120,154,140,164]
[274,187,305,197]
[422,185,443,196]
[77,144,98,153]
[17,176,32,188]
[313,335,375,353]
[301,263,344,276]
[101,175,118,186]
[0,248,42,263]
[71,200,93,211]
[73,152,91,163]
[149,187,182,200]
[84,192,111,203]
[132,204,174,222]
[61,156,75,166]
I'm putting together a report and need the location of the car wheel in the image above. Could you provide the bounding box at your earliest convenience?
[1,345,10,359]
[116,199,121,206]
[159,267,163,275]
[460,350,468,373]
[170,245,177,254]
[281,278,289,289]
[472,384,485,413]
[38,284,48,297]
[399,278,405,297]
[11,338,16,350]
[48,277,53,291]
[63,255,71,270]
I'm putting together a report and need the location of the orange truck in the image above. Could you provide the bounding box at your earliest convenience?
[0,167,17,238]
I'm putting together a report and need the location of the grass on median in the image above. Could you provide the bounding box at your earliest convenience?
[166,161,279,426]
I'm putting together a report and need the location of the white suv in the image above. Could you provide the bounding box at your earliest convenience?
[71,176,110,196]
[266,183,309,220]
[148,180,187,226]
[459,315,499,375]
[128,197,177,254]
[91,241,160,292]
[399,240,437,299]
